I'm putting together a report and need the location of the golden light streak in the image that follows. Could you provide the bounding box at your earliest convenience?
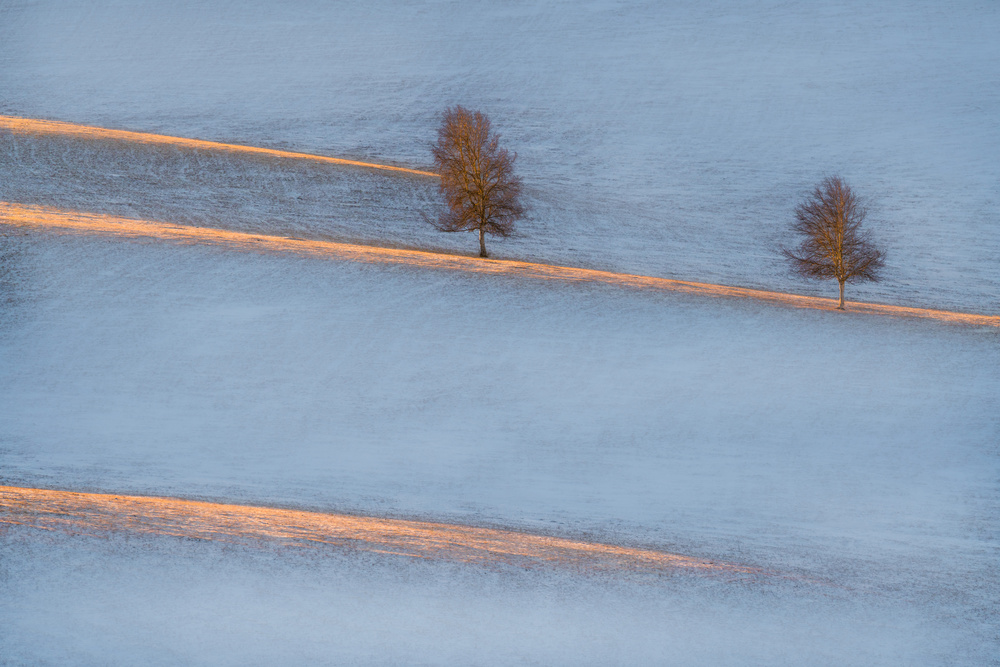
[3,202,997,328]
[0,115,439,178]
[0,486,755,575]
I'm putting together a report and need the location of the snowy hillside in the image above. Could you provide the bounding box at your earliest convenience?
[1,0,998,311]
[2,229,997,663]
[1,1,998,664]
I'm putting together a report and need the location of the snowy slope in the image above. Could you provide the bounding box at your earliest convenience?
[1,232,998,662]
[1,0,998,312]
[1,1,999,663]
[0,528,969,666]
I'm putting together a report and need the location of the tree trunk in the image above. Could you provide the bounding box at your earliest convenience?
[838,280,845,310]
[479,226,488,258]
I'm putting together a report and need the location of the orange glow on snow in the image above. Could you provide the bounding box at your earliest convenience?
[2,202,996,328]
[0,485,755,575]
[0,115,439,178]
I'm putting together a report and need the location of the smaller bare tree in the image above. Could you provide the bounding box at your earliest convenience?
[784,176,885,309]
[431,106,525,258]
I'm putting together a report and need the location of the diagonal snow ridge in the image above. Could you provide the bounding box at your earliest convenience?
[2,201,997,328]
[0,115,440,178]
[0,485,758,576]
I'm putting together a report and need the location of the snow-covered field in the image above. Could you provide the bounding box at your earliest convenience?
[1,1,998,664]
[2,232,997,664]
[2,0,998,312]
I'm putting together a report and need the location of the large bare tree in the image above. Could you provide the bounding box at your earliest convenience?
[431,106,525,258]
[784,176,885,309]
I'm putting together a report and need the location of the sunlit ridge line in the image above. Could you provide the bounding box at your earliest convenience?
[0,485,756,575]
[0,115,440,178]
[1,202,996,328]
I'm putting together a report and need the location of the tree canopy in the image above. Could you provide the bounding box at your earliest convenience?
[784,176,885,309]
[431,106,525,258]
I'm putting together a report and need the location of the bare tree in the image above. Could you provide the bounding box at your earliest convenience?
[431,106,525,258]
[784,176,885,309]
